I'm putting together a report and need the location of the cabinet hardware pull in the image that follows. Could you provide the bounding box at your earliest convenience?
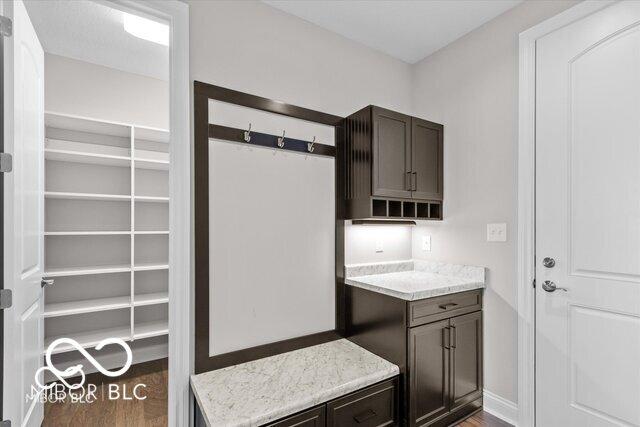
[451,325,457,348]
[406,172,412,191]
[438,302,458,310]
[442,326,450,349]
[411,172,417,191]
[353,409,377,423]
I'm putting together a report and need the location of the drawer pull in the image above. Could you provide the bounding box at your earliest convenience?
[353,409,377,423]
[438,302,458,310]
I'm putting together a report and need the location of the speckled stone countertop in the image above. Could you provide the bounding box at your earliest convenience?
[345,260,485,301]
[191,339,399,427]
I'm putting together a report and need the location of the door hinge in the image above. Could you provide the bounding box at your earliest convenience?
[0,15,12,37]
[532,278,536,289]
[0,289,12,309]
[0,153,12,173]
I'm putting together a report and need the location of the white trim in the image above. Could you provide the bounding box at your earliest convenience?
[483,389,518,426]
[516,2,614,427]
[103,1,191,427]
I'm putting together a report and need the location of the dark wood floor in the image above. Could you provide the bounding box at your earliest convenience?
[43,359,167,427]
[43,360,509,427]
[455,410,513,427]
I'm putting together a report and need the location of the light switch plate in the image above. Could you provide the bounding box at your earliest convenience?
[422,235,431,251]
[487,223,507,242]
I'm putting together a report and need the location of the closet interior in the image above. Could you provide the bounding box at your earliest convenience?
[43,111,170,376]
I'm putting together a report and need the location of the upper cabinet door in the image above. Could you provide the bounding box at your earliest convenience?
[411,118,443,200]
[372,107,412,198]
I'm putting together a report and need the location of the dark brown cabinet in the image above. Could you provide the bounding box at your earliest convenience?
[267,406,326,427]
[411,118,443,201]
[408,320,450,426]
[372,108,412,199]
[195,378,399,427]
[347,289,483,427]
[343,106,444,221]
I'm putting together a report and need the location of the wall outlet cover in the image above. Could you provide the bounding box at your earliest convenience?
[487,223,507,242]
[422,235,431,251]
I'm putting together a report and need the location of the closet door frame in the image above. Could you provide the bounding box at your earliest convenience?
[105,1,191,426]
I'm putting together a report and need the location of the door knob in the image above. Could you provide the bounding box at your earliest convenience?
[543,257,556,268]
[41,279,54,288]
[541,280,567,292]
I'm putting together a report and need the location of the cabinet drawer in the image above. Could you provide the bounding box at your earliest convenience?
[409,290,482,327]
[327,378,398,427]
[266,405,326,427]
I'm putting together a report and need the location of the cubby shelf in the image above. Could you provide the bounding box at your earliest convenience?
[45,191,131,202]
[134,195,169,203]
[44,292,169,318]
[44,296,131,318]
[45,148,131,168]
[44,325,131,354]
[43,320,168,355]
[45,231,131,236]
[43,111,170,365]
[44,264,132,277]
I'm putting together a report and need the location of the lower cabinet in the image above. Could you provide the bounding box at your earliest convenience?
[347,288,484,427]
[268,378,399,427]
[408,312,482,426]
[267,405,326,427]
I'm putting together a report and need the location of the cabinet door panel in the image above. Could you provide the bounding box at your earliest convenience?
[450,311,483,410]
[372,107,411,198]
[408,320,450,426]
[411,118,443,200]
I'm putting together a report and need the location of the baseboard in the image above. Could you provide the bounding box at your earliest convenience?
[483,389,518,426]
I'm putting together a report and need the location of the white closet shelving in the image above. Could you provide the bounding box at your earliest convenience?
[43,112,169,374]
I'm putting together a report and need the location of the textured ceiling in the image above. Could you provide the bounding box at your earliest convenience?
[263,0,523,63]
[24,0,168,81]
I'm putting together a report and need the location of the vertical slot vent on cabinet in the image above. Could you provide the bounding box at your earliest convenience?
[429,203,441,219]
[388,200,402,217]
[372,199,387,217]
[417,203,429,219]
[402,202,416,218]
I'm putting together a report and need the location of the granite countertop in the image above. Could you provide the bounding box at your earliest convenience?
[345,260,485,301]
[191,339,399,427]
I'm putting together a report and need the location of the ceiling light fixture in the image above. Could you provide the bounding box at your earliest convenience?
[123,13,169,46]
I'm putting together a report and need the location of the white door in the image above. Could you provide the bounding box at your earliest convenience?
[2,0,45,425]
[536,1,640,426]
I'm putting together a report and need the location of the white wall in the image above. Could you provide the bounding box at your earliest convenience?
[44,53,168,128]
[410,0,578,404]
[187,0,414,264]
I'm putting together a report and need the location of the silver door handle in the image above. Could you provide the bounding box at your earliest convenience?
[541,280,567,292]
[41,279,54,288]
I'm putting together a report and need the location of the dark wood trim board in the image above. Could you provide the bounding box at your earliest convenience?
[194,81,345,373]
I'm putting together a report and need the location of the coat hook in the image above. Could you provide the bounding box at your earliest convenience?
[307,136,316,153]
[277,130,286,148]
[244,123,252,143]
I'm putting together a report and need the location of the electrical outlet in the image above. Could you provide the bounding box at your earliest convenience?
[487,223,507,242]
[375,239,383,253]
[422,235,431,251]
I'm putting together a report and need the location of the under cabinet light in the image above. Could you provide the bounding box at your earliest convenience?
[352,220,416,226]
[123,13,169,46]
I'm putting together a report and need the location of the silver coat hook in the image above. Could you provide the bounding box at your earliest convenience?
[244,123,252,143]
[307,136,316,153]
[277,130,286,148]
